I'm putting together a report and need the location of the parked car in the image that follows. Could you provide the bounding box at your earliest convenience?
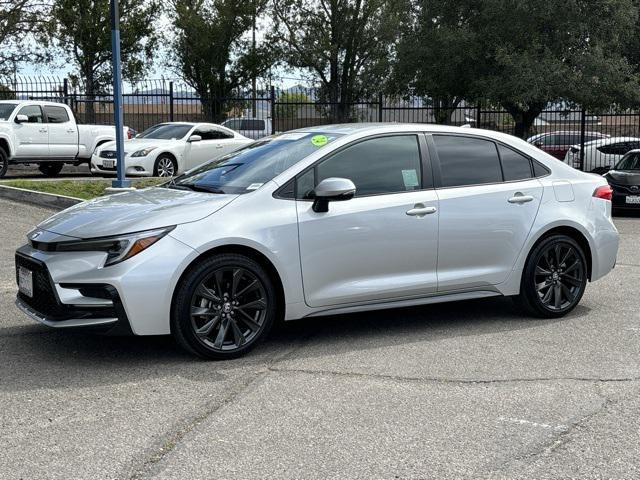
[221,117,272,139]
[603,149,640,210]
[15,124,618,359]
[527,130,609,160]
[0,100,132,178]
[91,122,252,177]
[564,137,640,172]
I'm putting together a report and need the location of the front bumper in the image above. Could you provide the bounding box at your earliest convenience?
[14,234,198,336]
[15,251,131,333]
[91,154,153,177]
[611,190,640,209]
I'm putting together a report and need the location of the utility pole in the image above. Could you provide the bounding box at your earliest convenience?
[110,0,130,188]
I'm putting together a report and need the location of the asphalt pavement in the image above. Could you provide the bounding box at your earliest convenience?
[0,197,638,479]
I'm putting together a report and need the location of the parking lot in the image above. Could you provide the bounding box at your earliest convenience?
[0,197,639,479]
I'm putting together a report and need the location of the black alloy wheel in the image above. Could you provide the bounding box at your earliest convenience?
[516,235,587,318]
[172,254,276,359]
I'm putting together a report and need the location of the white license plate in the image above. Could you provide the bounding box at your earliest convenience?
[625,195,640,204]
[18,267,33,298]
[102,159,115,168]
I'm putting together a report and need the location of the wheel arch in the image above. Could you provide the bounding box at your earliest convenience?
[527,225,593,280]
[170,244,286,329]
[0,136,11,157]
[154,151,179,173]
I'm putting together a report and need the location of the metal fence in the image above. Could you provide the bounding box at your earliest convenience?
[4,76,640,172]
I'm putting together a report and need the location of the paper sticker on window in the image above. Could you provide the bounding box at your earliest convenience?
[402,169,419,189]
[247,183,264,190]
[311,135,329,147]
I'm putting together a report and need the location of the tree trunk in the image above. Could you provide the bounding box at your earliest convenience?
[84,74,96,124]
[503,101,545,139]
[202,94,226,124]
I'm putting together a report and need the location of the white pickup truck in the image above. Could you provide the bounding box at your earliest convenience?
[0,100,131,177]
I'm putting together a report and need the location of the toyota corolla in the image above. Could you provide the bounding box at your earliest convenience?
[15,124,619,359]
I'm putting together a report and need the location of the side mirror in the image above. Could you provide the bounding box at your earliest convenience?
[188,134,202,143]
[534,141,543,148]
[311,177,356,213]
[15,114,28,124]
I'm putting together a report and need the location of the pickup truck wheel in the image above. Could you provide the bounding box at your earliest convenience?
[153,155,177,177]
[0,149,7,178]
[38,162,64,177]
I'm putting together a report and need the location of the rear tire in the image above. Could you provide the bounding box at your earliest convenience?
[0,148,8,178]
[38,162,64,177]
[171,254,277,359]
[515,234,588,318]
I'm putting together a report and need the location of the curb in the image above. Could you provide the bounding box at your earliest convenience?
[0,184,83,210]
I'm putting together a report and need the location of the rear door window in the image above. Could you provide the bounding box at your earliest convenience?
[240,119,265,131]
[498,145,533,181]
[433,135,503,187]
[44,105,70,123]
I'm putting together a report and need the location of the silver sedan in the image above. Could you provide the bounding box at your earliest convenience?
[15,124,619,359]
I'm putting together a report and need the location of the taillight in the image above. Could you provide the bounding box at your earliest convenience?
[593,185,613,201]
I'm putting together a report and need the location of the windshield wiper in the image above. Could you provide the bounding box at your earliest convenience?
[168,183,225,194]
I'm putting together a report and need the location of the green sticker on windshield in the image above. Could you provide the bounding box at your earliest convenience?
[311,135,328,147]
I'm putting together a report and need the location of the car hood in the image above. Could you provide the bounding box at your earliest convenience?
[37,187,238,238]
[98,138,179,152]
[606,170,640,186]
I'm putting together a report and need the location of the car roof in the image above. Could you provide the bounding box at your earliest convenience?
[0,99,70,107]
[587,136,640,146]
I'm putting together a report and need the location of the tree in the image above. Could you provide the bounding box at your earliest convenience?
[50,0,159,121]
[270,0,406,122]
[0,0,51,76]
[473,0,640,138]
[169,0,273,122]
[392,0,483,124]
[275,91,311,118]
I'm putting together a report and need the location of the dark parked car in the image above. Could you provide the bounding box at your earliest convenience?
[527,131,609,160]
[604,150,640,210]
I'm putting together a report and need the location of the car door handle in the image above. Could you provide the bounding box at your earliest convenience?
[216,144,224,149]
[66,129,75,133]
[406,204,437,217]
[508,193,534,204]
[39,128,48,133]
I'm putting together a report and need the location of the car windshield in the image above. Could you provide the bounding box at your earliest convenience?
[167,131,343,194]
[137,124,193,140]
[614,152,640,170]
[0,103,17,121]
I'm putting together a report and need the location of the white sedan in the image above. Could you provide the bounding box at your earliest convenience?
[16,124,618,359]
[91,122,253,177]
[564,136,640,172]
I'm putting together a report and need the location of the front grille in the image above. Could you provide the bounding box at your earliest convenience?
[15,253,67,318]
[15,253,119,322]
[100,150,117,159]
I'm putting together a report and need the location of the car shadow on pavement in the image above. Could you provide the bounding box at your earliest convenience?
[0,296,589,393]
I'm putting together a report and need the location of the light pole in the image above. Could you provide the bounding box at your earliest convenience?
[251,0,257,117]
[110,0,130,188]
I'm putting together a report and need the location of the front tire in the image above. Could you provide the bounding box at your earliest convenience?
[38,162,64,177]
[171,254,277,359]
[153,154,177,177]
[515,234,588,318]
[0,148,9,178]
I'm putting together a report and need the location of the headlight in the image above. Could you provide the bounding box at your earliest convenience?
[131,147,157,157]
[55,226,175,266]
